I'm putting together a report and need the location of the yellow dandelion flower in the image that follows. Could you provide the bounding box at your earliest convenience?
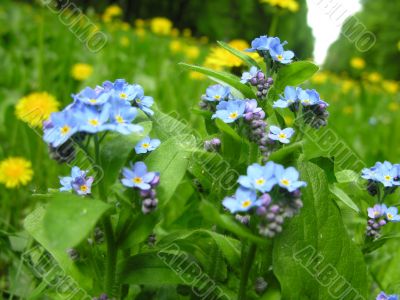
[204,39,251,70]
[135,19,145,28]
[150,17,173,35]
[366,72,382,83]
[102,4,122,22]
[311,72,328,84]
[16,92,59,127]
[260,0,299,12]
[121,22,130,31]
[189,71,206,80]
[169,40,182,53]
[182,28,192,38]
[171,28,180,38]
[119,36,130,47]
[341,80,355,93]
[342,106,354,115]
[382,80,399,94]
[185,46,200,60]
[71,63,93,81]
[135,28,146,37]
[388,102,400,112]
[0,157,33,188]
[350,57,365,70]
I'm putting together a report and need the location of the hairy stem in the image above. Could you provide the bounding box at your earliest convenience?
[237,242,257,300]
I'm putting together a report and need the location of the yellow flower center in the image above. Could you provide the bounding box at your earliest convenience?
[374,211,380,217]
[241,200,252,208]
[387,213,393,220]
[89,119,99,126]
[229,112,238,119]
[214,95,221,100]
[132,177,143,184]
[120,92,128,99]
[385,175,391,181]
[142,143,150,149]
[80,185,88,192]
[60,125,71,135]
[136,98,141,103]
[116,115,124,123]
[89,99,97,104]
[276,54,284,61]
[278,133,287,139]
[255,178,265,185]
[303,99,310,104]
[280,178,290,186]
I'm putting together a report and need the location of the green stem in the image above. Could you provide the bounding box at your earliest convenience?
[268,14,280,37]
[93,134,117,296]
[237,242,257,300]
[103,217,117,296]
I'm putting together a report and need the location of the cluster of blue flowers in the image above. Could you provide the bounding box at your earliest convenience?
[273,86,329,128]
[377,292,399,300]
[246,35,295,65]
[43,79,154,149]
[362,161,400,239]
[223,162,306,237]
[121,161,160,214]
[59,166,94,195]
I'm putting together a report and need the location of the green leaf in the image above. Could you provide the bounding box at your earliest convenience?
[100,121,152,192]
[268,141,303,164]
[145,135,192,204]
[329,184,360,213]
[217,41,262,69]
[43,192,111,250]
[158,229,241,268]
[179,63,256,99]
[335,170,360,184]
[119,213,158,249]
[199,201,267,246]
[275,61,319,93]
[363,234,400,254]
[273,161,368,299]
[24,206,92,291]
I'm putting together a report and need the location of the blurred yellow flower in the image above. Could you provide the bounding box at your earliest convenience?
[260,0,299,12]
[0,157,33,188]
[120,36,130,47]
[16,92,59,127]
[102,4,122,23]
[150,17,173,35]
[311,72,328,84]
[189,71,206,80]
[135,28,146,37]
[341,80,355,93]
[204,39,251,70]
[199,36,209,44]
[135,19,145,28]
[350,57,365,70]
[366,72,382,83]
[169,40,182,53]
[185,46,200,60]
[71,63,93,81]
[171,28,180,38]
[342,106,354,115]
[121,22,130,31]
[397,41,400,51]
[388,102,400,112]
[183,28,192,38]
[382,80,399,94]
